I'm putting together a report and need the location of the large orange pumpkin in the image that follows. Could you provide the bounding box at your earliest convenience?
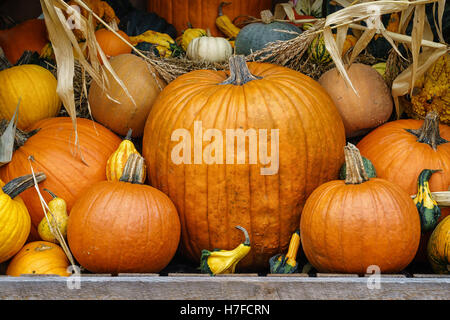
[300,143,421,274]
[0,19,48,64]
[147,0,273,36]
[142,55,346,270]
[67,154,181,274]
[88,54,166,137]
[357,111,450,263]
[0,117,121,240]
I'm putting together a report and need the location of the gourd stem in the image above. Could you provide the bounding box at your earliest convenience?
[235,225,250,246]
[405,110,448,151]
[44,188,58,199]
[2,172,46,199]
[344,143,369,184]
[218,2,231,17]
[119,153,145,184]
[124,128,133,141]
[260,10,274,24]
[219,55,262,86]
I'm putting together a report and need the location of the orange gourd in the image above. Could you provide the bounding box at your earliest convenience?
[67,154,181,274]
[142,55,346,270]
[6,241,70,277]
[147,0,272,37]
[94,28,132,62]
[300,143,421,274]
[0,117,121,240]
[0,19,48,64]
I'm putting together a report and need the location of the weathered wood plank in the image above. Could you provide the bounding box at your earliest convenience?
[0,275,448,300]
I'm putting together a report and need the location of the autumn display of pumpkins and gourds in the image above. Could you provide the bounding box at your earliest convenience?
[0,0,449,278]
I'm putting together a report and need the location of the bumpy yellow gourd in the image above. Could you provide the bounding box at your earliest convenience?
[37,189,68,243]
[106,129,146,182]
[129,30,180,58]
[215,2,240,39]
[406,53,450,125]
[0,173,46,263]
[200,226,251,275]
[0,65,61,130]
[178,27,207,51]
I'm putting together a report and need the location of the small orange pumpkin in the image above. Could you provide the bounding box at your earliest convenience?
[300,143,421,274]
[67,154,181,274]
[6,241,70,276]
[94,28,132,63]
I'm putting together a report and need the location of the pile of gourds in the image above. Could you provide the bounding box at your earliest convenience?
[0,0,448,277]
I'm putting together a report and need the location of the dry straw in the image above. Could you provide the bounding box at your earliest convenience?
[43,0,448,125]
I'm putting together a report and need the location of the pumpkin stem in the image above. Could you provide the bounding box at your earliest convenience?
[235,225,250,246]
[219,55,262,86]
[344,143,369,184]
[2,172,46,199]
[0,119,40,150]
[119,153,145,184]
[218,2,231,16]
[260,10,274,24]
[405,110,448,151]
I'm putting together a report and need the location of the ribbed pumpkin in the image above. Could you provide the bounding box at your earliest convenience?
[357,111,450,200]
[142,55,346,270]
[0,173,45,263]
[0,64,61,130]
[147,0,273,37]
[0,117,121,240]
[300,143,421,274]
[88,53,166,137]
[0,19,48,65]
[357,111,450,262]
[427,215,450,274]
[6,241,70,276]
[318,63,393,138]
[67,154,181,274]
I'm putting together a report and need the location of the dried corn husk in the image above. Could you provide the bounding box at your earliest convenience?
[0,102,18,167]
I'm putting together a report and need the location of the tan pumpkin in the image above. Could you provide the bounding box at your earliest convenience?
[88,54,166,137]
[6,241,70,276]
[318,63,393,138]
[0,64,61,130]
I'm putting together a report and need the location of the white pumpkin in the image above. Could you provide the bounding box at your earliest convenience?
[186,36,232,63]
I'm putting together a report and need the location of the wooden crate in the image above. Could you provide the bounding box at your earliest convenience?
[0,273,448,300]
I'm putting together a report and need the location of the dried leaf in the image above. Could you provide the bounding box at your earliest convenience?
[410,4,426,95]
[0,101,19,167]
[349,27,376,66]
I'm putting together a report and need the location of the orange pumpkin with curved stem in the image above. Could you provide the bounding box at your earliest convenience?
[142,55,346,270]
[6,241,70,277]
[300,144,421,274]
[0,117,121,240]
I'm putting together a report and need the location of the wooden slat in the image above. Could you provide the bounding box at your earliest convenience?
[0,275,448,300]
